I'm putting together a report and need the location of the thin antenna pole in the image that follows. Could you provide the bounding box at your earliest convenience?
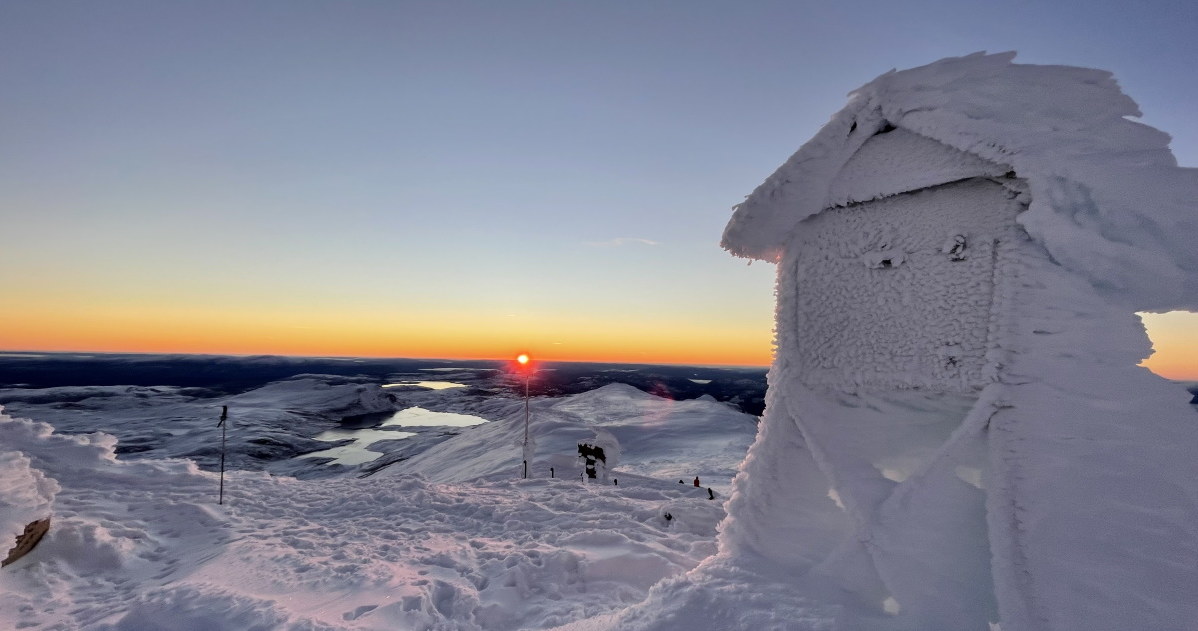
[522,372,529,479]
[217,405,228,505]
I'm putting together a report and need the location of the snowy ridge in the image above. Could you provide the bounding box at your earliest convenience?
[227,377,397,417]
[722,51,1198,311]
[386,383,757,493]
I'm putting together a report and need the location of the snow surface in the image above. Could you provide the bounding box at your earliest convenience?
[0,450,57,551]
[0,383,756,630]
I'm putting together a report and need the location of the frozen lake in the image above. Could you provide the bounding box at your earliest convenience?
[382,380,467,390]
[299,406,489,465]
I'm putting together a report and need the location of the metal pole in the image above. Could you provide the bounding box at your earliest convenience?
[217,405,228,505]
[522,372,529,479]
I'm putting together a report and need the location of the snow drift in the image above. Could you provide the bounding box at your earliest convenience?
[0,450,57,559]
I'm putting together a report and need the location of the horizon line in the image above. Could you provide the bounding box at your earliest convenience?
[0,348,772,371]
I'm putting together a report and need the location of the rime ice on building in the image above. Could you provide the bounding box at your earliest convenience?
[602,53,1198,631]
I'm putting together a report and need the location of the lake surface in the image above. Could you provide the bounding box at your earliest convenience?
[299,406,488,465]
[298,428,417,466]
[382,381,467,390]
[381,406,487,427]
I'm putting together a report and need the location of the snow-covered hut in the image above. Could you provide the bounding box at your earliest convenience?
[603,53,1198,631]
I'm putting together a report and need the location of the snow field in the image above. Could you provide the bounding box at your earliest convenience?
[0,380,752,630]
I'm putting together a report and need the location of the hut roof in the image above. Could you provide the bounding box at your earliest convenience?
[722,52,1198,311]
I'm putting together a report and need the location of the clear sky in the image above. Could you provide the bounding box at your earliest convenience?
[1,1,1195,377]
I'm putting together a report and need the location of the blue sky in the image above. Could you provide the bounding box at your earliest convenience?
[1,1,1195,371]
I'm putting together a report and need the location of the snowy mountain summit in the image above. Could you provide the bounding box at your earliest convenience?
[3,52,1197,631]
[581,52,1198,631]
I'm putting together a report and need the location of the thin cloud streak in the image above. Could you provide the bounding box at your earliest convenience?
[585,237,661,247]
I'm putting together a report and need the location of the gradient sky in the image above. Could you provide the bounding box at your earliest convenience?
[1,1,1195,376]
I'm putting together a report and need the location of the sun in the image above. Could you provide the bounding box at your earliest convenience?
[516,353,530,365]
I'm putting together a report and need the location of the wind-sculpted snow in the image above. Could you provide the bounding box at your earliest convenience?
[723,51,1198,311]
[0,450,58,550]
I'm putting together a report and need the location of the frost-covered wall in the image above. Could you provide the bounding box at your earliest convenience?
[789,128,1022,391]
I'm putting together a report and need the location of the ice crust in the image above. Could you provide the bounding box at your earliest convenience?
[723,51,1198,312]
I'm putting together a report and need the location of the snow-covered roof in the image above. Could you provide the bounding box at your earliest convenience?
[722,52,1198,311]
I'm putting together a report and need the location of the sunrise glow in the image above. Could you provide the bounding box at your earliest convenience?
[5,302,1197,376]
[0,298,776,368]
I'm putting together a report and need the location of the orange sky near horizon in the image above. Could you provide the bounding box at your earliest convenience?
[1139,311,1198,381]
[0,302,777,368]
[2,306,1194,378]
